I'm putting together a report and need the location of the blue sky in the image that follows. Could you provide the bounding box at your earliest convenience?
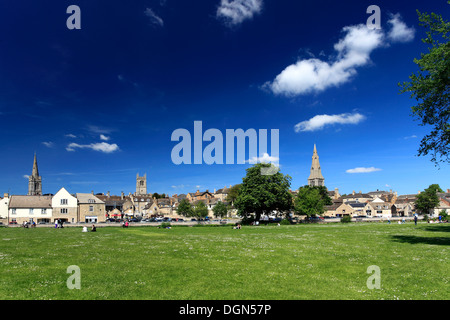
[0,0,449,196]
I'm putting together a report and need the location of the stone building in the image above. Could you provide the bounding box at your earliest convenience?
[52,187,78,224]
[8,195,52,224]
[28,153,42,196]
[76,193,106,223]
[136,173,147,195]
[308,144,325,187]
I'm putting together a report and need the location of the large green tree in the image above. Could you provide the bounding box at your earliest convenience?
[212,201,228,218]
[415,184,442,214]
[399,3,450,165]
[225,184,241,205]
[177,199,193,217]
[234,163,293,221]
[294,185,330,217]
[193,201,209,220]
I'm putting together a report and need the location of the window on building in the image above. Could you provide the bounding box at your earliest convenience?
[29,208,34,215]
[89,205,94,212]
[61,208,68,214]
[41,209,46,214]
[11,208,16,215]
[61,199,68,205]
[88,199,95,204]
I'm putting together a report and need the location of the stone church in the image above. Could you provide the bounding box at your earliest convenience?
[308,144,325,187]
[28,153,42,195]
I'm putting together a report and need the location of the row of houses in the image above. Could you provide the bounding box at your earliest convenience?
[0,188,107,225]
[317,189,450,218]
[0,186,233,225]
[2,184,450,225]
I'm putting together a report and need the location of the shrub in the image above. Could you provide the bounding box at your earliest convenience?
[280,219,291,225]
[341,215,352,223]
[161,222,171,228]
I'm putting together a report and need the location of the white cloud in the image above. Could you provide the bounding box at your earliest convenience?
[86,125,113,135]
[144,8,164,27]
[346,167,382,174]
[403,134,417,140]
[100,134,110,141]
[266,24,384,96]
[265,14,414,97]
[65,134,77,138]
[66,142,119,153]
[294,112,365,132]
[217,0,263,26]
[23,175,29,179]
[42,141,54,148]
[387,14,415,43]
[247,152,279,164]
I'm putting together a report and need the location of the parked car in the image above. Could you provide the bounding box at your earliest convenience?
[9,221,17,225]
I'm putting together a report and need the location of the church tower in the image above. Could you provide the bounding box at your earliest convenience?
[308,144,325,187]
[28,153,42,195]
[136,173,147,195]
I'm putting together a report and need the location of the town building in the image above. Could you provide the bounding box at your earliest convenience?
[52,187,78,224]
[136,173,147,195]
[76,193,106,223]
[8,195,52,225]
[28,153,42,196]
[308,144,325,187]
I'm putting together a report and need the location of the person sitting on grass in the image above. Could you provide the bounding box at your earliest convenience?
[91,224,96,232]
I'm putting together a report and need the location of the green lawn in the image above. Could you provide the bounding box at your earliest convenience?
[0,222,448,300]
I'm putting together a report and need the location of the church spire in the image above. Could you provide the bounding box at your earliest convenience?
[32,153,39,178]
[308,144,325,187]
[28,153,42,195]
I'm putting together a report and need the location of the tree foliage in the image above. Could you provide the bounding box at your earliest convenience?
[399,3,450,165]
[415,184,442,214]
[212,201,228,218]
[193,201,209,220]
[225,184,241,205]
[294,185,329,217]
[234,163,293,221]
[177,199,193,217]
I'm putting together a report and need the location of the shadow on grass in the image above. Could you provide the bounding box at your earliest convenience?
[423,224,450,233]
[391,235,450,246]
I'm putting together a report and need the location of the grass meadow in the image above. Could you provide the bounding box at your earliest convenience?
[0,222,448,300]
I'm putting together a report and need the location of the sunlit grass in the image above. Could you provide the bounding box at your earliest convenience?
[0,222,448,300]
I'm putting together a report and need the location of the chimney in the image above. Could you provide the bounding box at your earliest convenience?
[447,189,450,193]
[107,191,110,198]
[418,191,421,194]
[121,191,124,200]
[91,190,94,195]
[352,190,355,195]
[3,193,8,198]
